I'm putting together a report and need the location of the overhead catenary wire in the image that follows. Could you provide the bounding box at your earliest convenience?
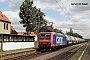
[54,0,86,37]
[54,0,71,20]
[9,0,20,7]
[60,0,86,34]
[59,0,72,18]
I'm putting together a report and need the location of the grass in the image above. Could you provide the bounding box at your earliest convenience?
[34,41,38,49]
[87,41,90,45]
[0,49,3,52]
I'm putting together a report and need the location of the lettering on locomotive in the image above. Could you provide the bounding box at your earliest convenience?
[56,37,63,43]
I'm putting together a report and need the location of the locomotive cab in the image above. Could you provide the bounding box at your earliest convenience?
[38,32,55,49]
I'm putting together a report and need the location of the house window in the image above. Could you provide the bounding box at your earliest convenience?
[4,23,8,30]
[6,24,8,30]
[4,23,5,30]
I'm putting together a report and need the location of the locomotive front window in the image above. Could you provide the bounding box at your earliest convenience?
[46,34,51,39]
[39,34,45,39]
[39,34,51,40]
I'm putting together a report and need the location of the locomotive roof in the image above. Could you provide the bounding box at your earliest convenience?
[39,32,65,36]
[56,33,65,36]
[39,32,55,34]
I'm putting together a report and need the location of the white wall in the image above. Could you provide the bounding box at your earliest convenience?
[3,42,34,51]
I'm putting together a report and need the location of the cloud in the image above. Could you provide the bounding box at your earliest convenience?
[0,0,6,2]
[8,0,90,15]
[59,0,90,18]
[45,15,90,38]
[8,0,60,10]
[9,0,24,10]
[33,0,59,10]
[8,0,84,15]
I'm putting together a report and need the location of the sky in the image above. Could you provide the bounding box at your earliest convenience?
[0,0,90,39]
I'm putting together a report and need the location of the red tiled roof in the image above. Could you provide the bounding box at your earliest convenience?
[0,11,11,23]
[18,32,36,36]
[30,32,36,36]
[10,26,18,34]
[18,32,25,36]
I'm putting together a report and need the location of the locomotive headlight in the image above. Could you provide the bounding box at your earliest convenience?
[47,43,50,44]
[39,43,41,44]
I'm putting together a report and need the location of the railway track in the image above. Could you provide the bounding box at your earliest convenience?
[47,45,85,60]
[4,51,51,60]
[30,43,86,60]
[0,43,86,60]
[0,49,36,60]
[0,49,51,60]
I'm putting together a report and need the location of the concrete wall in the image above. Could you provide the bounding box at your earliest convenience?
[3,42,34,51]
[0,21,10,34]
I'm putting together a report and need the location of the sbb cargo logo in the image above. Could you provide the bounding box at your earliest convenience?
[56,37,63,43]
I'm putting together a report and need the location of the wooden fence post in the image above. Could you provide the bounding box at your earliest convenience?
[1,34,3,51]
[0,34,4,60]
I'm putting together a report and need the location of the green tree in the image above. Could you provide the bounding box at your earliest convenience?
[35,8,48,33]
[66,28,83,38]
[54,28,58,33]
[70,27,73,33]
[66,27,73,36]
[58,29,63,34]
[19,0,47,35]
[54,28,63,34]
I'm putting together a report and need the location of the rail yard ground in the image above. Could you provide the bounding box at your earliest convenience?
[0,42,88,60]
[0,48,35,55]
[29,43,86,60]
